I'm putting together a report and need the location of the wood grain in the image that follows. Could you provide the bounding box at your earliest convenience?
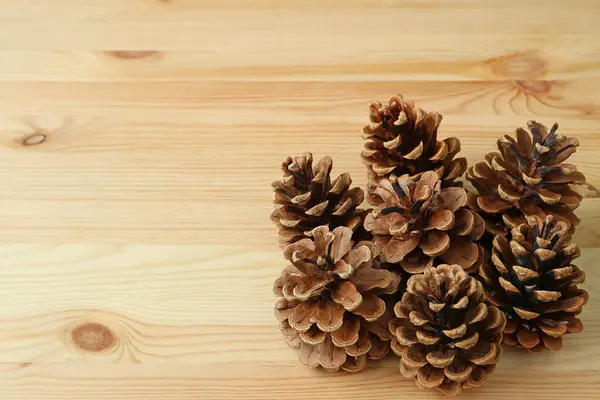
[0,0,598,399]
[0,363,597,400]
[0,244,597,368]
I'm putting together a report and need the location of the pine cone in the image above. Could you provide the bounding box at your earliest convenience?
[273,226,401,372]
[390,265,506,396]
[364,171,485,275]
[361,94,467,205]
[271,152,366,247]
[480,215,588,351]
[467,121,585,237]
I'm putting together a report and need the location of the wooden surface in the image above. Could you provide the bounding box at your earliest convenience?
[0,1,599,399]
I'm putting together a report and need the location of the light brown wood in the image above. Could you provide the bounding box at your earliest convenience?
[0,1,598,398]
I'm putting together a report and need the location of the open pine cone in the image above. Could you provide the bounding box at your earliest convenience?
[271,152,367,247]
[467,121,585,237]
[274,226,401,372]
[390,265,506,396]
[361,94,467,205]
[480,215,588,351]
[364,171,485,275]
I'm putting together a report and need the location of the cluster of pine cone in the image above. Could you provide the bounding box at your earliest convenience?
[270,94,588,396]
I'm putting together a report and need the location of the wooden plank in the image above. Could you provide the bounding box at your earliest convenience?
[2,0,600,19]
[1,0,599,20]
[0,363,597,400]
[0,243,597,369]
[0,80,596,116]
[1,48,600,82]
[0,110,597,246]
[0,197,595,246]
[0,198,596,247]
[0,16,597,51]
[0,31,597,54]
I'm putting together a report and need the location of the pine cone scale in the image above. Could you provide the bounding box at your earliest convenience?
[316,300,345,332]
[331,318,361,347]
[345,330,371,356]
[298,342,320,367]
[342,354,367,372]
[444,360,472,382]
[319,336,347,371]
[439,239,481,269]
[300,327,327,345]
[331,281,362,310]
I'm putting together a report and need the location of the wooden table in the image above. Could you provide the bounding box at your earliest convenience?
[0,1,598,399]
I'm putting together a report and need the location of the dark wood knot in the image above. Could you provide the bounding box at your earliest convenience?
[103,51,161,60]
[21,132,47,146]
[489,52,546,79]
[71,322,117,353]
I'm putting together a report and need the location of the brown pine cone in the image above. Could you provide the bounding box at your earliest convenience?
[390,265,506,396]
[274,226,401,372]
[361,94,467,205]
[271,152,367,247]
[480,215,588,351]
[467,121,585,237]
[364,171,485,275]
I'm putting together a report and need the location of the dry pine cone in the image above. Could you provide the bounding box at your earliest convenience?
[467,121,585,236]
[361,94,467,205]
[364,171,485,275]
[274,226,401,372]
[271,152,366,247]
[390,265,506,396]
[480,215,588,351]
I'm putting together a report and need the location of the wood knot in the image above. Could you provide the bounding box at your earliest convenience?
[21,132,47,146]
[488,52,546,79]
[103,51,161,60]
[515,80,553,94]
[71,323,117,354]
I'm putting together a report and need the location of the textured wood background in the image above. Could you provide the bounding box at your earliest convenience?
[0,1,598,399]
